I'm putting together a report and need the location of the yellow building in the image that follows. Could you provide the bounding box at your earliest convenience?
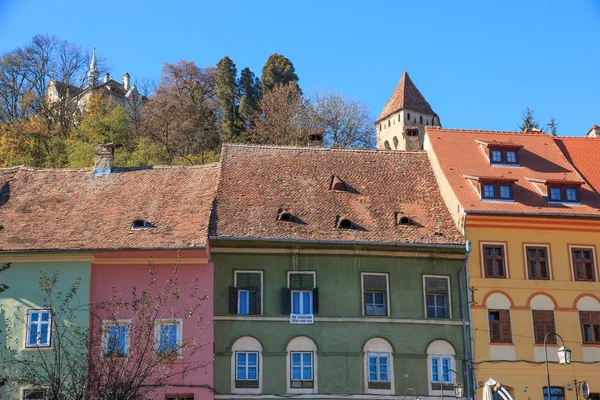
[425,128,600,400]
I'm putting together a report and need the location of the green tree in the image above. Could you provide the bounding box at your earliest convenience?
[215,56,239,142]
[238,67,261,134]
[519,107,540,132]
[66,93,131,167]
[547,116,558,136]
[261,53,299,93]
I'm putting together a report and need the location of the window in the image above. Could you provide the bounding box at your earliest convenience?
[283,273,319,315]
[572,248,596,281]
[488,310,512,343]
[103,321,129,357]
[480,182,514,200]
[236,352,259,388]
[483,244,507,278]
[532,310,556,344]
[26,309,52,348]
[22,389,48,399]
[362,274,388,316]
[499,185,511,199]
[487,147,520,165]
[156,320,182,355]
[290,352,313,388]
[548,186,580,202]
[579,311,600,344]
[407,112,411,121]
[483,184,495,198]
[367,352,391,389]
[424,276,449,319]
[420,116,423,124]
[229,271,262,315]
[527,246,549,280]
[543,387,565,400]
[430,356,453,390]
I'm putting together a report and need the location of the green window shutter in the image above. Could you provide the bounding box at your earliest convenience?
[290,273,314,289]
[237,273,261,289]
[229,286,238,314]
[312,287,319,315]
[249,290,260,315]
[425,277,448,294]
[281,287,291,315]
[363,274,387,292]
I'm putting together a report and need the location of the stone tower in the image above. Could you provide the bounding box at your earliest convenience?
[375,71,440,151]
[87,47,99,87]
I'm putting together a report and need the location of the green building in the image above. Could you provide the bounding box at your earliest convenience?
[210,144,471,399]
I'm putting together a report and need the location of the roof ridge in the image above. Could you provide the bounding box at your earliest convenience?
[553,136,596,140]
[426,127,550,136]
[223,143,427,155]
[14,164,220,173]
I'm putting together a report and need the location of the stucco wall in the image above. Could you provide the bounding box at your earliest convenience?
[377,110,439,151]
[91,250,214,399]
[213,250,467,398]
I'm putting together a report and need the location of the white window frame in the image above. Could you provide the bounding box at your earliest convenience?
[363,338,394,395]
[291,291,312,315]
[102,319,131,358]
[426,340,457,397]
[25,309,52,348]
[422,275,452,319]
[154,319,183,357]
[290,351,313,382]
[235,351,259,381]
[21,388,48,399]
[287,271,316,316]
[367,352,391,382]
[360,272,390,317]
[286,336,318,394]
[234,270,264,315]
[430,355,454,383]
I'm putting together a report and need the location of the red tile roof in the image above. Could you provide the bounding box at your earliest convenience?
[0,165,219,251]
[210,144,464,246]
[376,71,437,123]
[426,128,600,216]
[554,137,600,194]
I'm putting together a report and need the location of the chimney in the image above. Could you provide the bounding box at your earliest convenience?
[587,125,600,138]
[103,72,110,83]
[122,72,130,90]
[308,130,324,147]
[94,143,114,175]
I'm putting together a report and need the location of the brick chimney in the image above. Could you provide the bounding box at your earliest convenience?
[587,125,600,138]
[103,72,110,83]
[94,143,114,175]
[308,130,324,147]
[122,72,130,91]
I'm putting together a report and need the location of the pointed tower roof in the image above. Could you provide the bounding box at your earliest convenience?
[376,71,437,122]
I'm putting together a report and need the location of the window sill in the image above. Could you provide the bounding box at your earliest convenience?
[490,163,521,168]
[481,199,516,203]
[484,276,507,279]
[582,343,600,347]
[489,342,514,346]
[287,387,317,394]
[547,201,582,206]
[21,346,54,352]
[534,343,558,347]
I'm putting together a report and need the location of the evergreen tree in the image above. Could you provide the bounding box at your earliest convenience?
[261,53,299,93]
[547,116,558,136]
[238,67,261,132]
[215,56,238,142]
[519,107,540,132]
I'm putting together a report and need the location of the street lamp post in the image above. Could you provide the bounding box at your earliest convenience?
[440,369,463,400]
[544,332,572,400]
[404,387,419,400]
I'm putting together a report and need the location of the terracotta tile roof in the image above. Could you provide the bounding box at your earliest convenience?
[554,137,600,194]
[426,128,600,216]
[53,81,85,97]
[210,144,464,246]
[0,164,219,252]
[376,71,437,122]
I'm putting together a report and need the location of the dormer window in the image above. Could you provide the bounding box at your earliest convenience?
[336,216,354,229]
[394,212,413,226]
[476,140,523,166]
[330,175,348,192]
[465,175,517,201]
[527,178,583,203]
[131,219,150,229]
[276,209,296,222]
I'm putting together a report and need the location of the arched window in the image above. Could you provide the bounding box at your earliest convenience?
[426,340,456,397]
[407,112,411,121]
[231,336,263,394]
[485,293,513,345]
[363,338,394,395]
[393,136,399,150]
[576,296,600,349]
[286,336,318,393]
[420,116,423,124]
[384,140,391,150]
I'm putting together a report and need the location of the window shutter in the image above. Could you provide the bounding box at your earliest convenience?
[425,277,448,294]
[249,290,260,315]
[312,287,319,315]
[489,320,501,343]
[229,286,238,315]
[533,310,555,344]
[237,273,261,289]
[290,273,314,289]
[586,262,595,281]
[282,287,291,315]
[363,275,387,291]
[499,310,512,343]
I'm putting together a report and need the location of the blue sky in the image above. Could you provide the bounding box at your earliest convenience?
[1,0,599,136]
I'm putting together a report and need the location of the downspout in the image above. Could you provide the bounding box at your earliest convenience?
[459,239,472,399]
[463,211,477,400]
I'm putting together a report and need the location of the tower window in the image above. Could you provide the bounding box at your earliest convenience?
[407,112,411,121]
[336,217,354,229]
[398,115,401,122]
[420,116,423,124]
